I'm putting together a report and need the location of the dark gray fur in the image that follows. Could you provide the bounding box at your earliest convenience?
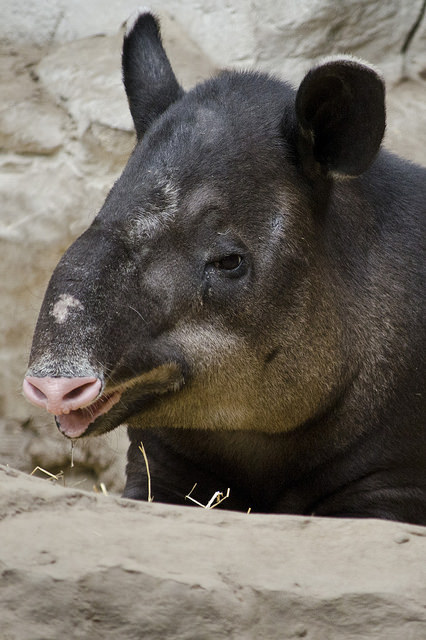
[27,14,425,524]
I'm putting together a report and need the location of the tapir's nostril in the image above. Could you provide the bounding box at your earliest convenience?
[25,382,48,403]
[23,376,101,415]
[64,382,96,401]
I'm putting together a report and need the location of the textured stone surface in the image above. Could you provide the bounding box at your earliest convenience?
[0,1,425,491]
[2,0,425,82]
[1,464,426,639]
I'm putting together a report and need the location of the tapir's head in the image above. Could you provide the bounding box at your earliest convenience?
[23,13,385,439]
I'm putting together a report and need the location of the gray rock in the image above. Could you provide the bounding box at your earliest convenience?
[386,78,426,165]
[0,465,425,639]
[0,99,66,155]
[37,33,134,134]
[252,0,426,85]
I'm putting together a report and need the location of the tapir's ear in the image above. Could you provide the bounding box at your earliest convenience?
[122,12,184,139]
[295,57,385,178]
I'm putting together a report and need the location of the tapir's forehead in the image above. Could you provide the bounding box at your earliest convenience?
[99,72,297,235]
[133,71,295,176]
[124,181,231,246]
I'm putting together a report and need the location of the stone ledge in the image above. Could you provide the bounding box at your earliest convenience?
[1,464,425,639]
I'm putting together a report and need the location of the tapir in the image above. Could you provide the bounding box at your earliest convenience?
[23,12,425,524]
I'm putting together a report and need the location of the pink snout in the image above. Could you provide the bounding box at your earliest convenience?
[23,376,101,415]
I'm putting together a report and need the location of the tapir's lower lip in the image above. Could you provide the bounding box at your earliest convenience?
[54,361,185,438]
[56,391,122,439]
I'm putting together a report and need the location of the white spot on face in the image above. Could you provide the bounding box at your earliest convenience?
[130,180,179,241]
[50,294,84,324]
[132,212,162,239]
[184,184,226,218]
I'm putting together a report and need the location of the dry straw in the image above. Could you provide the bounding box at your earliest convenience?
[139,441,154,502]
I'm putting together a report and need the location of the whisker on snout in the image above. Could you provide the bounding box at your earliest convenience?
[129,306,148,325]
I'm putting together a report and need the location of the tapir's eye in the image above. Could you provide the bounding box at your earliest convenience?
[213,254,243,271]
[205,248,248,283]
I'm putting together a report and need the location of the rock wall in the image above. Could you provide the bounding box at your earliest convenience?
[1,464,426,640]
[1,1,425,491]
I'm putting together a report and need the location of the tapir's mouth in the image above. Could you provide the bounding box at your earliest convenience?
[55,392,122,439]
[55,362,185,439]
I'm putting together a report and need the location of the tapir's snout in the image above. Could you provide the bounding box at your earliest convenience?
[22,376,122,439]
[23,376,101,415]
